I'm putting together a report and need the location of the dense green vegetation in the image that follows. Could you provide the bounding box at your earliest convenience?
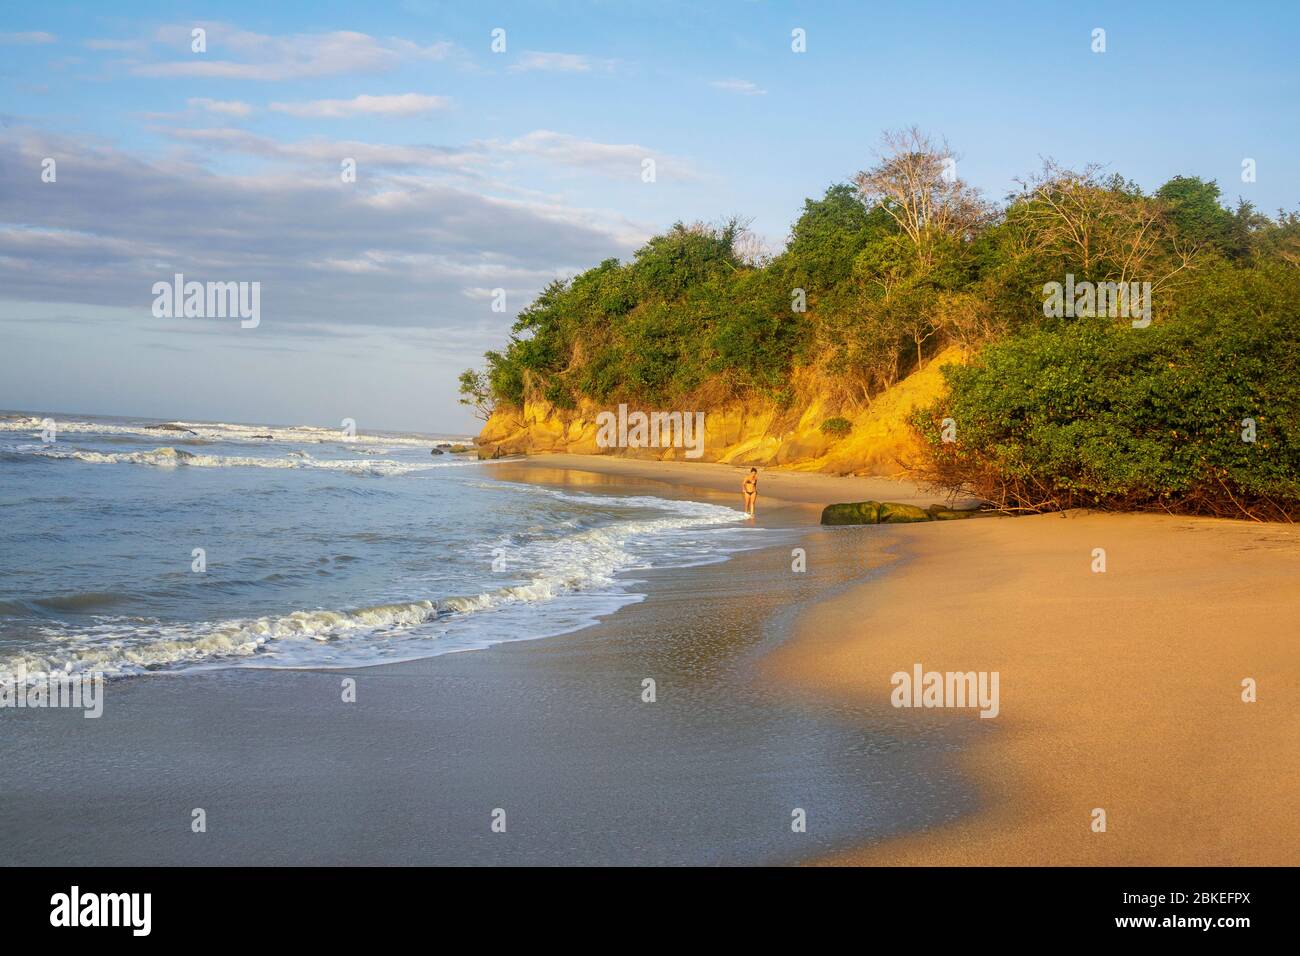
[466,129,1300,519]
[915,263,1300,519]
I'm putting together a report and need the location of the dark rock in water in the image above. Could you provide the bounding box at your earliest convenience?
[430,448,444,455]
[250,434,273,439]
[435,442,452,448]
[146,423,199,436]
[820,500,976,525]
[149,447,195,462]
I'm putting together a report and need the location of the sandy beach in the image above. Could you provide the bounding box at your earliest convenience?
[5,449,1293,866]
[1,456,970,866]
[777,510,1300,866]
[488,453,946,509]
[513,455,1300,866]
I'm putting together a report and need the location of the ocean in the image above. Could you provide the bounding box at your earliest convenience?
[0,409,982,866]
[0,410,754,683]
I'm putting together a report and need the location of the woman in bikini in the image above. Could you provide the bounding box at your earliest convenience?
[742,468,758,518]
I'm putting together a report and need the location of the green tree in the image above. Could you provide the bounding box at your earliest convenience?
[1155,176,1235,253]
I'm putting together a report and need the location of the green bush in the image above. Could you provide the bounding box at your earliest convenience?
[543,380,577,410]
[486,350,524,408]
[916,265,1300,519]
[820,417,853,437]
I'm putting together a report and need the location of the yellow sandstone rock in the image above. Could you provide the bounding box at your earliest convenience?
[475,345,965,477]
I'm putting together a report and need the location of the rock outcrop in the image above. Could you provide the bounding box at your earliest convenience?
[475,345,965,477]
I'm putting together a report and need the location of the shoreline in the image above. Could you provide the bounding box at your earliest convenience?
[506,454,1300,865]
[8,449,1294,865]
[486,452,942,512]
[1,456,968,865]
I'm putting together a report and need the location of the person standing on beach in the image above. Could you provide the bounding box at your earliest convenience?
[742,468,758,518]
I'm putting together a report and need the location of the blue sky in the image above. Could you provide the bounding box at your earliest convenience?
[2,0,1297,432]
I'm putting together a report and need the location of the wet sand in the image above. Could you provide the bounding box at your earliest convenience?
[490,453,944,509]
[772,511,1300,865]
[9,452,1290,865]
[1,465,971,865]
[508,456,1300,865]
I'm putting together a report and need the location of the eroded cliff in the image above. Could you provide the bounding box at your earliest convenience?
[475,346,964,477]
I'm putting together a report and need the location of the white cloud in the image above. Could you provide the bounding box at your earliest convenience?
[711,78,766,96]
[157,125,694,182]
[388,38,456,61]
[188,98,255,118]
[132,26,456,80]
[500,130,643,165]
[163,127,482,172]
[270,93,451,118]
[0,129,645,333]
[508,51,615,74]
[494,130,696,180]
[0,31,57,45]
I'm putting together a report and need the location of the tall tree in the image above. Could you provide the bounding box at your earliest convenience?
[854,127,990,270]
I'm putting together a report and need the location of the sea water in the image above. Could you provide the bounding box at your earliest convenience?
[0,411,752,682]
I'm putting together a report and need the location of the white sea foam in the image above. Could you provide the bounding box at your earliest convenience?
[13,444,495,476]
[0,495,749,681]
[0,415,466,448]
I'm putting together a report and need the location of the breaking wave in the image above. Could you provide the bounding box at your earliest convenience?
[0,495,748,681]
[9,444,496,476]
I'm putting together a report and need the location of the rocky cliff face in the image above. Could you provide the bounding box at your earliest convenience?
[475,345,964,477]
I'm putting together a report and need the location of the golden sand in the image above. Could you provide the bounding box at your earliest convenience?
[767,511,1300,865]
[510,455,1299,865]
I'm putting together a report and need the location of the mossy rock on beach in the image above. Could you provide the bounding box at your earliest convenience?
[820,501,882,525]
[877,502,931,523]
[926,503,975,520]
[820,500,973,525]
